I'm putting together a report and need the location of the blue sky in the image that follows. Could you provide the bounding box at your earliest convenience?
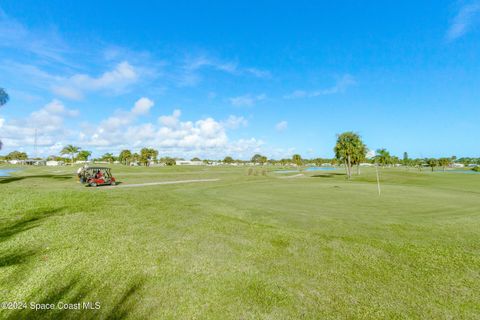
[0,1,479,159]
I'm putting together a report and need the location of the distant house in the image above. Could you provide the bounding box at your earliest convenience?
[175,160,203,166]
[452,163,465,168]
[46,160,64,166]
[359,163,374,167]
[25,159,46,166]
[8,159,25,165]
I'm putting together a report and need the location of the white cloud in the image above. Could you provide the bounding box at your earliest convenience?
[0,101,268,158]
[275,120,288,132]
[175,55,271,86]
[446,2,480,41]
[0,100,78,152]
[44,99,79,116]
[222,115,248,129]
[75,107,263,159]
[131,97,154,115]
[51,86,83,100]
[158,109,181,127]
[52,61,138,99]
[284,74,356,99]
[229,94,266,107]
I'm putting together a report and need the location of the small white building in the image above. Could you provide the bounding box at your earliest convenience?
[452,163,465,168]
[75,160,91,164]
[176,160,203,166]
[359,163,374,167]
[46,160,64,166]
[8,159,24,165]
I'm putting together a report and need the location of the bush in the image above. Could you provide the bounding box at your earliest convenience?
[472,166,480,172]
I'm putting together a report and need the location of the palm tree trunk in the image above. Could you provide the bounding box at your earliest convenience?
[346,155,352,179]
[344,159,350,178]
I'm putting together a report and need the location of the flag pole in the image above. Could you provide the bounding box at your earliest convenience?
[375,162,381,196]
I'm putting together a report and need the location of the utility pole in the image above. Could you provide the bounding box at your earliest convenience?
[34,128,38,159]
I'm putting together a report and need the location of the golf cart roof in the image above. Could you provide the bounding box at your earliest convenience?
[86,167,111,170]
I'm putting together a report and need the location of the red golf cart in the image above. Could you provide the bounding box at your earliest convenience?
[81,167,116,187]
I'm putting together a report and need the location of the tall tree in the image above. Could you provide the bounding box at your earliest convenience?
[292,154,303,166]
[334,132,366,179]
[132,153,140,162]
[118,149,132,165]
[6,151,28,160]
[60,145,80,165]
[140,148,158,166]
[376,148,392,167]
[438,158,451,172]
[223,156,234,164]
[101,153,115,163]
[351,143,367,175]
[403,152,410,168]
[426,158,438,172]
[251,154,267,164]
[77,150,92,161]
[0,88,9,106]
[0,88,9,150]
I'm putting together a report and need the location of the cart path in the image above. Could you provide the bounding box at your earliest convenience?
[109,178,220,188]
[279,173,305,179]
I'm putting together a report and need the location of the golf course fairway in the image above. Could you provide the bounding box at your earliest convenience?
[1,165,479,319]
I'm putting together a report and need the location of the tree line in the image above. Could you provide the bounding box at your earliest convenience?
[1,142,478,174]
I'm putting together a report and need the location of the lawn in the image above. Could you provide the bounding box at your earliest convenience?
[0,165,479,319]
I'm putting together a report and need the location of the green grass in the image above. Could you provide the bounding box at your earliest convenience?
[0,165,479,319]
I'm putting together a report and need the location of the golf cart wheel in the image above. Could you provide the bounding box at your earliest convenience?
[110,181,116,186]
[90,182,97,187]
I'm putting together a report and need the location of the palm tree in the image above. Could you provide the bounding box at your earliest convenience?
[119,149,132,165]
[0,88,9,150]
[61,145,80,165]
[0,88,9,106]
[251,154,267,165]
[292,154,303,166]
[77,150,92,161]
[334,132,366,179]
[426,158,438,172]
[438,158,451,172]
[375,148,392,167]
[351,143,367,175]
[101,153,115,163]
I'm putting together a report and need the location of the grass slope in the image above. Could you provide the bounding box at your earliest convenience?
[0,165,479,319]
